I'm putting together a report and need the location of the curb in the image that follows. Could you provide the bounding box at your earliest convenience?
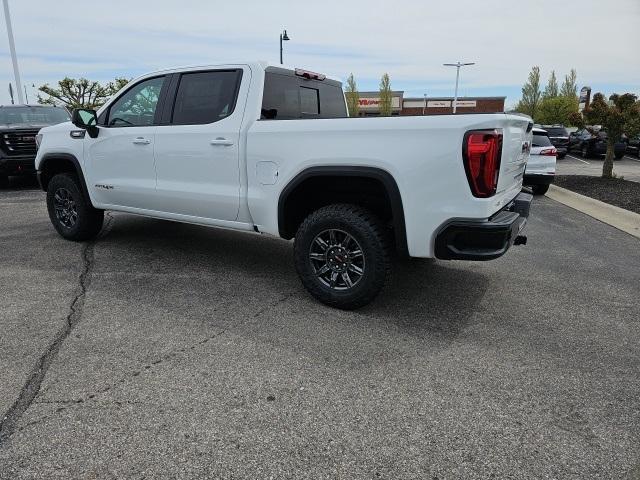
[546,184,640,239]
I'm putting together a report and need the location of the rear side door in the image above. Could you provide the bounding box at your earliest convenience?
[86,75,168,209]
[153,68,247,221]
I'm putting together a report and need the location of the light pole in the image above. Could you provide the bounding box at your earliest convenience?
[422,93,427,115]
[279,29,290,65]
[2,0,24,104]
[443,61,474,113]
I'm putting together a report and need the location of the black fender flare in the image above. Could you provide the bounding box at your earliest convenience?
[38,153,92,204]
[277,166,408,257]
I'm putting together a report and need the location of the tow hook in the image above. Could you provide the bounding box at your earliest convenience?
[514,235,527,246]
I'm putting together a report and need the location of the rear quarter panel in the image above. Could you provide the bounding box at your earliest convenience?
[247,113,530,257]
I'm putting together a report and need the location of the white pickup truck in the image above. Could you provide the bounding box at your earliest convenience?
[35,62,533,309]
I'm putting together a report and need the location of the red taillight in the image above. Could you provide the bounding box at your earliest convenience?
[462,130,503,198]
[539,148,557,156]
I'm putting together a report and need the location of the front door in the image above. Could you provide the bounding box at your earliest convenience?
[85,75,166,210]
[153,69,245,221]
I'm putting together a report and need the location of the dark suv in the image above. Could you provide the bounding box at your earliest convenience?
[540,125,569,158]
[0,105,70,187]
[624,134,639,157]
[568,127,627,159]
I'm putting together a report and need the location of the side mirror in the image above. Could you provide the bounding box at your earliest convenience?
[71,108,99,138]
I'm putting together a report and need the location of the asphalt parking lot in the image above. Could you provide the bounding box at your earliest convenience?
[1,187,639,479]
[557,153,640,182]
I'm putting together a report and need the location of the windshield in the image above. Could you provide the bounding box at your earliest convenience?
[544,127,568,137]
[0,106,70,126]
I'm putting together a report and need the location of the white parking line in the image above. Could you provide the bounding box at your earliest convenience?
[624,155,640,163]
[566,154,590,165]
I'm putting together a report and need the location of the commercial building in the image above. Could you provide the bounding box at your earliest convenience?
[355,91,506,116]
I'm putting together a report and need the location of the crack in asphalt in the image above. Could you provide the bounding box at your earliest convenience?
[0,241,95,447]
[10,292,294,437]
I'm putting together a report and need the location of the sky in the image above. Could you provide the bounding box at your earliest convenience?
[1,0,639,108]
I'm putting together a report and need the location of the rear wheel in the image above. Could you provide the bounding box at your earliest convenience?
[532,184,549,195]
[46,173,104,241]
[614,152,624,160]
[294,204,390,310]
[0,174,8,189]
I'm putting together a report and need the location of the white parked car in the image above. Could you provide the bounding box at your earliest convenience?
[34,62,533,309]
[524,128,556,195]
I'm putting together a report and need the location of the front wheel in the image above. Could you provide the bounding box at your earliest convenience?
[46,173,104,241]
[614,153,624,160]
[294,204,390,310]
[0,174,8,189]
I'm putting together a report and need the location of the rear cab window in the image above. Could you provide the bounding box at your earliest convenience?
[261,67,347,120]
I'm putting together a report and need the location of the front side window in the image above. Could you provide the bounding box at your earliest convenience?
[107,76,165,127]
[171,70,242,125]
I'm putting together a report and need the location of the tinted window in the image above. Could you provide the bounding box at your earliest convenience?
[172,70,242,125]
[108,76,165,127]
[261,72,347,120]
[532,132,552,147]
[545,127,568,137]
[300,87,319,115]
[0,106,70,125]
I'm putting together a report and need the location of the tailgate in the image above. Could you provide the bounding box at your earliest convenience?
[497,115,532,196]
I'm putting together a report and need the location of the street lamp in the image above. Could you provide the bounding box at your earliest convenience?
[279,29,290,65]
[423,93,427,115]
[3,0,24,104]
[443,61,475,113]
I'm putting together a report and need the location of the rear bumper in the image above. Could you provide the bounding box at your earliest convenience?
[434,192,532,261]
[524,173,554,186]
[0,155,36,176]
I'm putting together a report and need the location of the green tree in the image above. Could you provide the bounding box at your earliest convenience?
[378,73,393,117]
[583,92,640,178]
[536,96,579,125]
[543,70,559,99]
[37,77,130,110]
[515,66,542,119]
[345,73,360,117]
[560,69,578,100]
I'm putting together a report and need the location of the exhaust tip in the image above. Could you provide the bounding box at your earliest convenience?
[514,235,527,246]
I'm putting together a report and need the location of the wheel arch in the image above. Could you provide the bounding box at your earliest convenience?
[278,166,408,256]
[38,153,92,203]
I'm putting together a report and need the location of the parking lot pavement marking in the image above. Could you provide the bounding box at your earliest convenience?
[624,155,640,163]
[566,154,590,165]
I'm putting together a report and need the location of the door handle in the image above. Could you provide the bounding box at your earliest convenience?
[210,137,234,146]
[132,137,151,145]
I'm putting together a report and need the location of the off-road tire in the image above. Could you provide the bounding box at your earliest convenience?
[532,184,549,195]
[294,204,390,310]
[46,173,104,241]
